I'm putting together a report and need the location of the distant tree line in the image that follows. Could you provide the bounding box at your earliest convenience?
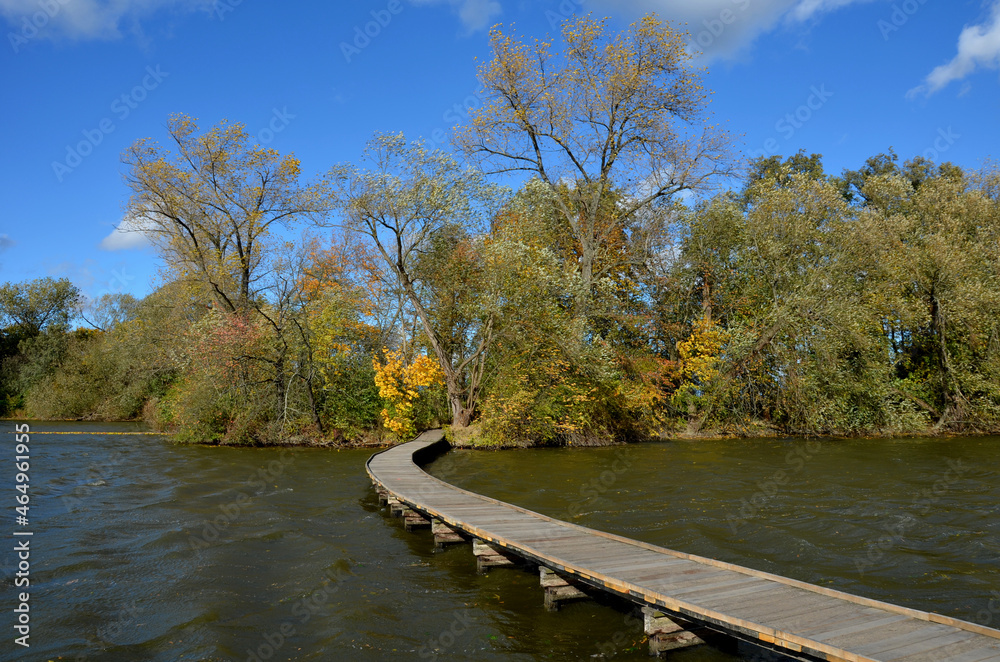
[2,14,998,445]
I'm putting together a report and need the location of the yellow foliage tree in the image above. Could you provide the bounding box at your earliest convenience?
[122,114,326,312]
[372,350,444,439]
[674,316,729,429]
[461,13,733,312]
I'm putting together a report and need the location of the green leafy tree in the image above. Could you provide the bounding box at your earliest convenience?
[329,132,507,427]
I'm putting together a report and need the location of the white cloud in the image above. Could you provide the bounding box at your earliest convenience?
[0,0,212,41]
[583,0,871,60]
[909,1,1000,97]
[788,0,874,23]
[412,0,502,33]
[100,218,153,251]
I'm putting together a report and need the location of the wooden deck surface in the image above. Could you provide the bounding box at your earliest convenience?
[367,431,1000,662]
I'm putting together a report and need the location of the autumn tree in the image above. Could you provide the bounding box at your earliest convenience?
[300,233,385,438]
[122,114,327,312]
[81,293,140,332]
[328,133,506,427]
[459,13,733,316]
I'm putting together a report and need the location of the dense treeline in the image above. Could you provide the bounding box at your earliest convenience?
[2,15,998,445]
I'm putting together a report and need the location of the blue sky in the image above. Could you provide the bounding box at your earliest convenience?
[1,0,998,302]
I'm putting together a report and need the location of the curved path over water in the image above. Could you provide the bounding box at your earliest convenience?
[367,431,1000,662]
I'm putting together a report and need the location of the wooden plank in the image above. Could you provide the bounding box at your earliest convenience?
[810,614,913,645]
[850,622,960,656]
[874,630,980,660]
[367,437,1000,662]
[737,590,849,624]
[688,578,778,605]
[765,602,875,636]
[893,641,1000,662]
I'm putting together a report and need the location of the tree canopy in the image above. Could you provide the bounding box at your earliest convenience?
[4,13,999,445]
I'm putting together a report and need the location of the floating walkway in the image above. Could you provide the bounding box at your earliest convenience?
[367,431,1000,661]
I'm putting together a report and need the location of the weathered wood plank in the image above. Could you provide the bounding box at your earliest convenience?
[367,436,1000,662]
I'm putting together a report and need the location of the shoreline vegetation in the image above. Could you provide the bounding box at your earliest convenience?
[1,417,996,450]
[2,15,999,448]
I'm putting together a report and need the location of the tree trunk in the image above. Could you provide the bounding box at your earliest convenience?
[451,401,474,427]
[702,272,712,322]
[274,354,287,418]
[930,293,965,428]
[304,370,324,434]
[446,374,474,428]
[578,244,595,317]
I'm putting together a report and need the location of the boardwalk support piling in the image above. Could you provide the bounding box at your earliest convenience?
[642,606,704,656]
[387,496,405,517]
[432,518,464,549]
[473,539,516,573]
[368,434,1000,662]
[540,567,587,611]
[404,510,431,531]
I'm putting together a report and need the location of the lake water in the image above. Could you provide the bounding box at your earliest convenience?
[3,422,998,661]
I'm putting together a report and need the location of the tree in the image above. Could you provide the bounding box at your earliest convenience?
[741,150,825,207]
[81,293,140,332]
[329,133,506,427]
[459,13,733,314]
[864,166,1000,428]
[0,277,80,336]
[122,114,327,313]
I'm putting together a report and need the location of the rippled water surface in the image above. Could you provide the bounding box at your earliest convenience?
[427,436,1000,622]
[3,423,998,661]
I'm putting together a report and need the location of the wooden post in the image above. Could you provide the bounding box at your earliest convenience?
[472,539,516,573]
[431,518,465,549]
[642,606,704,656]
[387,496,405,517]
[375,486,389,506]
[539,567,587,611]
[404,509,431,531]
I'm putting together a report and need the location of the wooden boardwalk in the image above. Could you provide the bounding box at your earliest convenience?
[367,431,1000,662]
